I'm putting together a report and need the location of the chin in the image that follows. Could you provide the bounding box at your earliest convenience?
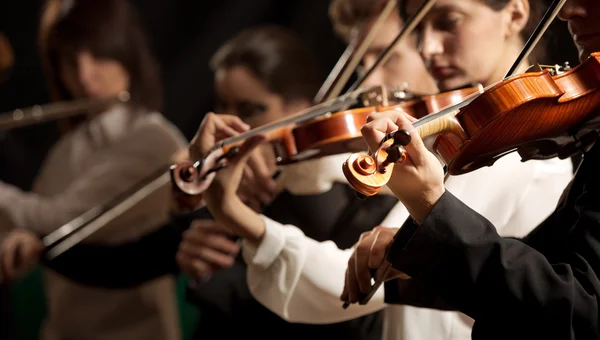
[437,78,469,92]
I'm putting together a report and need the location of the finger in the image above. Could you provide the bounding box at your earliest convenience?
[176,252,202,277]
[388,112,431,166]
[179,243,237,268]
[355,243,375,294]
[1,240,18,280]
[230,135,268,167]
[191,259,214,277]
[360,117,399,153]
[183,231,240,255]
[217,113,252,133]
[340,268,350,302]
[214,118,245,140]
[190,219,236,236]
[204,112,250,135]
[366,110,406,123]
[247,150,277,194]
[367,229,391,269]
[346,253,361,303]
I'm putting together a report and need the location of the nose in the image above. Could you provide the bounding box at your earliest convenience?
[419,26,443,62]
[558,0,587,21]
[77,51,97,91]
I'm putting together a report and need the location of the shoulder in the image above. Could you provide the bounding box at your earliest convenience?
[444,153,573,226]
[131,112,188,147]
[108,112,187,162]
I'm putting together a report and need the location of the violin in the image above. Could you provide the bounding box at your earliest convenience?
[170,84,485,196]
[342,53,600,198]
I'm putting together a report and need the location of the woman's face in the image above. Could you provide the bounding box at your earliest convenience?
[214,65,293,128]
[405,0,528,91]
[59,49,130,99]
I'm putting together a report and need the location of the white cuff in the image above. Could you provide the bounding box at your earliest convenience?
[242,215,286,269]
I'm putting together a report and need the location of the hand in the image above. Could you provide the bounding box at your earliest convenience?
[188,112,251,163]
[341,226,408,305]
[176,219,240,278]
[362,110,445,223]
[0,229,43,282]
[203,135,269,244]
[238,145,278,212]
[204,134,267,209]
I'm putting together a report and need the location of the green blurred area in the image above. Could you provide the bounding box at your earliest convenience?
[9,267,199,340]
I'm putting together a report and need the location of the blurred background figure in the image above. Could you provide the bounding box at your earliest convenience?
[0,0,187,339]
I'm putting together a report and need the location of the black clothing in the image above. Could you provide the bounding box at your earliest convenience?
[0,283,13,340]
[184,183,398,340]
[41,223,181,289]
[384,142,600,339]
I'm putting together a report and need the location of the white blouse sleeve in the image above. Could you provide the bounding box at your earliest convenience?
[242,201,410,324]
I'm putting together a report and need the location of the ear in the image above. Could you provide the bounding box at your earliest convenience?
[502,0,530,40]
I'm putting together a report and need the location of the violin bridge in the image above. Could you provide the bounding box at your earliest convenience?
[360,85,389,107]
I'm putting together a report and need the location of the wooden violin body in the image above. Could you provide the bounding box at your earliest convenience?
[282,86,482,165]
[343,52,600,197]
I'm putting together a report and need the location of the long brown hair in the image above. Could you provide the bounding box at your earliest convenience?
[39,0,162,112]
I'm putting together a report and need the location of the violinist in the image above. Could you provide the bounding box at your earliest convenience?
[186,1,573,340]
[344,0,600,339]
[175,25,390,340]
[0,0,186,339]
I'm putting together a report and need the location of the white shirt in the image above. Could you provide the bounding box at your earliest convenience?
[241,152,573,340]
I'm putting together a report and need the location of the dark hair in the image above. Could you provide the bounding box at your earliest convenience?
[482,0,546,62]
[329,0,389,42]
[210,25,322,104]
[399,0,547,63]
[40,0,162,112]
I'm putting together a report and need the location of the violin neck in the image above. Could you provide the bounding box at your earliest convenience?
[415,113,466,141]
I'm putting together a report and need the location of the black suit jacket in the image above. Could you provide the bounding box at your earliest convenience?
[384,142,600,340]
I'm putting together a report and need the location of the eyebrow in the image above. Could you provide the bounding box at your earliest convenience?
[404,3,461,19]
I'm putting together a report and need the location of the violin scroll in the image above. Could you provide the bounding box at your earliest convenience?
[171,147,240,196]
[342,130,412,197]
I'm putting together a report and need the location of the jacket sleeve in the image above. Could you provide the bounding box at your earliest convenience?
[242,215,388,324]
[384,187,600,339]
[0,122,185,237]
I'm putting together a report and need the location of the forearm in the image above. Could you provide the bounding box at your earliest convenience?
[243,216,387,324]
[207,195,265,244]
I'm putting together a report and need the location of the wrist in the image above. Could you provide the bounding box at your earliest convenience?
[208,194,266,245]
[408,186,445,224]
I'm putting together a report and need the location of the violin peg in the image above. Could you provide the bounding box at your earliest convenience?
[391,129,411,147]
